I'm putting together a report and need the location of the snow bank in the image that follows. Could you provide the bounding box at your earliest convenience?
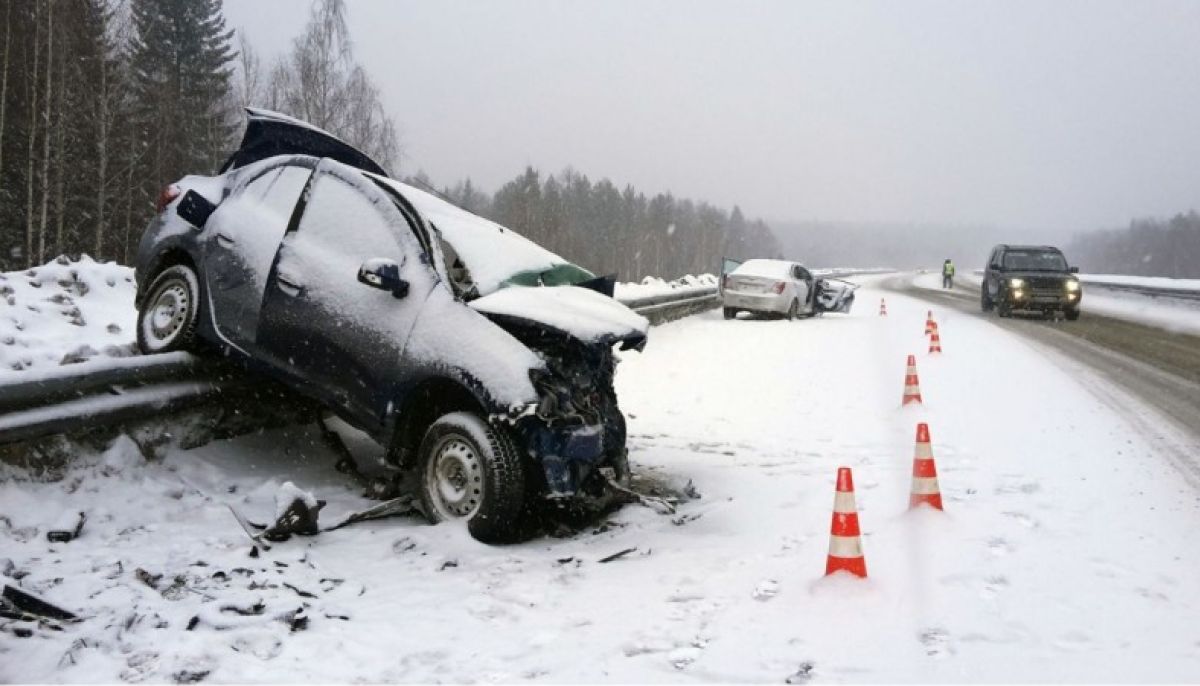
[0,256,137,380]
[613,274,718,301]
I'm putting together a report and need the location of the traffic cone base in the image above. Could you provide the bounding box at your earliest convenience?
[902,354,923,405]
[909,422,944,510]
[825,467,868,578]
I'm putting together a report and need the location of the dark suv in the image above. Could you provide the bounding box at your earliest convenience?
[981,245,1082,320]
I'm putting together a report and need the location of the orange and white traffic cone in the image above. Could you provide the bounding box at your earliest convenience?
[879,298,888,316]
[924,310,934,335]
[902,354,923,405]
[826,466,867,577]
[928,322,943,354]
[909,423,944,510]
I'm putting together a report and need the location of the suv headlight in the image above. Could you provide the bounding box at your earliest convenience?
[1065,280,1080,292]
[1009,278,1025,289]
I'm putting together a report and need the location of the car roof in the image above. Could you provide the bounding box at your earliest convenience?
[995,244,1064,252]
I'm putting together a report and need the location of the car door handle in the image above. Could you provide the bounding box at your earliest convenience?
[276,273,304,297]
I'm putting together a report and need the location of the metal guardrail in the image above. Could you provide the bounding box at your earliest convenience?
[1081,280,1200,302]
[0,271,874,448]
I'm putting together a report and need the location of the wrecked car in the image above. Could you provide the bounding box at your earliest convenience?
[720,258,856,320]
[133,108,648,542]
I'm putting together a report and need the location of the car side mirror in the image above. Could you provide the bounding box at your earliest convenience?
[1069,266,1079,274]
[990,263,1002,271]
[176,189,217,229]
[357,258,409,299]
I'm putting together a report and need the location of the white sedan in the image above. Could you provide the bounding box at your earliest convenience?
[721,258,856,320]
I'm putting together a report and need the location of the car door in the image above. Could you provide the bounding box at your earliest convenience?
[204,160,314,350]
[985,248,1003,300]
[790,264,810,305]
[255,159,438,428]
[795,265,816,311]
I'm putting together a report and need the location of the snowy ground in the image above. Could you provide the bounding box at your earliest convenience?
[932,271,1200,336]
[4,276,1200,681]
[0,257,137,380]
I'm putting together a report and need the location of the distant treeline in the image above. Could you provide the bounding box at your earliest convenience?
[1067,212,1200,279]
[0,0,779,283]
[421,168,782,282]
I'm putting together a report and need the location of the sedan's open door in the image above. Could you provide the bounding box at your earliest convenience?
[814,278,858,314]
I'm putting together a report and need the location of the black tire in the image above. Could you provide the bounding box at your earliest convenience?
[980,287,993,312]
[723,307,736,320]
[417,411,527,543]
[786,299,798,321]
[997,299,1012,318]
[137,264,200,354]
[1064,307,1081,321]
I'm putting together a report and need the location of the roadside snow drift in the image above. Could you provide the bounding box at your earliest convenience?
[0,256,136,380]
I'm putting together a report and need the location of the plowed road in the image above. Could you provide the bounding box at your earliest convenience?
[881,272,1200,486]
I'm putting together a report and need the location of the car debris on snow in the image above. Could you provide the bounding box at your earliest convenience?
[46,511,86,543]
[1,584,80,625]
[597,547,639,563]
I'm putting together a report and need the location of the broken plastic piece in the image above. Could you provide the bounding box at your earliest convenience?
[1,585,79,622]
[47,512,86,543]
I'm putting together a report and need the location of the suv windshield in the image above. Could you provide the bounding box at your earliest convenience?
[1003,250,1068,272]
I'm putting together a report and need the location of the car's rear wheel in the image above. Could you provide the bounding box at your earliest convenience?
[723,307,736,320]
[786,299,799,321]
[137,264,200,354]
[417,412,526,543]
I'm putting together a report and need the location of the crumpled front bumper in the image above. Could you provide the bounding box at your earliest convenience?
[520,420,606,497]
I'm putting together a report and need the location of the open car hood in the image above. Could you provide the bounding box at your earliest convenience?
[469,286,648,350]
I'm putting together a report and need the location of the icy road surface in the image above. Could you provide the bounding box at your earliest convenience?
[4,282,1200,682]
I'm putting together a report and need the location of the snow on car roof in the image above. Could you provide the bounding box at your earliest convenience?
[731,259,795,279]
[370,176,576,296]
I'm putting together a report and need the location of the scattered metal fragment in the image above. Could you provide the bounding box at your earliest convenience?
[598,547,638,564]
[282,582,317,599]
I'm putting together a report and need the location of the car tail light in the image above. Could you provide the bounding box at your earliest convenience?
[773,281,786,294]
[156,185,181,213]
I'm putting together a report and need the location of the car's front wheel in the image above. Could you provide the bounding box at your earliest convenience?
[417,412,527,543]
[137,264,201,354]
[1064,307,1081,321]
[981,287,994,312]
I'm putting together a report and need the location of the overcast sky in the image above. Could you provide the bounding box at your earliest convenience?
[224,0,1200,233]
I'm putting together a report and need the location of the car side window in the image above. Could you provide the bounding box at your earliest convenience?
[791,265,802,279]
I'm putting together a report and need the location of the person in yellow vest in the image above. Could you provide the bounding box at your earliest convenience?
[942,258,955,289]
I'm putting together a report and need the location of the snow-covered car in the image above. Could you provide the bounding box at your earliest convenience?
[133,109,648,542]
[721,258,856,320]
